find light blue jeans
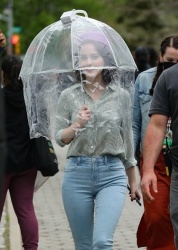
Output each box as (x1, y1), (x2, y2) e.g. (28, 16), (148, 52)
(62, 156), (127, 250)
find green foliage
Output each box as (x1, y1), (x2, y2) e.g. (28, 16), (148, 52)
(1, 0), (178, 55)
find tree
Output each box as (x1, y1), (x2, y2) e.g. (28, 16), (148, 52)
(1, 0), (178, 55)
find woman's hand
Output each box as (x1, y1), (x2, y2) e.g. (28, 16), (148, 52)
(128, 182), (141, 203)
(126, 166), (141, 202)
(76, 105), (91, 128)
(61, 105), (91, 144)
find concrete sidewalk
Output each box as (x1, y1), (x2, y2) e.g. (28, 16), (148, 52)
(0, 209), (6, 249)
(6, 144), (146, 250)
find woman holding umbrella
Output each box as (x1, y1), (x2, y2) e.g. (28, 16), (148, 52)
(19, 10), (140, 249)
(55, 31), (140, 249)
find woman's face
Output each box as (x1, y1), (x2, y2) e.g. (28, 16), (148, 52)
(161, 47), (178, 63)
(79, 43), (105, 80)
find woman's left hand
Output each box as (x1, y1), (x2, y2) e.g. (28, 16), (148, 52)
(126, 166), (141, 202)
(128, 182), (141, 202)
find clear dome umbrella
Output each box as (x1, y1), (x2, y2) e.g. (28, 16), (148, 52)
(20, 9), (137, 140)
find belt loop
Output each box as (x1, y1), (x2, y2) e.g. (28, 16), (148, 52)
(77, 156), (80, 165)
(105, 156), (107, 165)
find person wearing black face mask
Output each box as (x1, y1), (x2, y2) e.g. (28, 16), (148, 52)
(133, 35), (178, 249)
(162, 61), (177, 70)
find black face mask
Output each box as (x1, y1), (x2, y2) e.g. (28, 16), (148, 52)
(162, 62), (177, 70)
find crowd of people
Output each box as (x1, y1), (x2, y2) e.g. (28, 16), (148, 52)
(1, 19), (178, 250)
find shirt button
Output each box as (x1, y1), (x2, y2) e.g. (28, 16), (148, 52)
(91, 146), (94, 149)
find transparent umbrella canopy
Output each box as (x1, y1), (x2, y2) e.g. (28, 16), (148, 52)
(20, 9), (137, 140)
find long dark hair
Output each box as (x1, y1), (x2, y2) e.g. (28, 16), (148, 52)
(150, 36), (178, 95)
(1, 55), (23, 90)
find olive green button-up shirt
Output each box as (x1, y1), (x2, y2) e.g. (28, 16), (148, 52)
(55, 83), (136, 169)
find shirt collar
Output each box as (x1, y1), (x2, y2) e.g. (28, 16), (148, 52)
(73, 82), (116, 92)
(107, 82), (117, 91)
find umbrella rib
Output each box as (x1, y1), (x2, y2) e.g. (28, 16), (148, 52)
(91, 19), (119, 68)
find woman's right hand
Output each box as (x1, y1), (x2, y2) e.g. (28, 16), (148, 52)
(61, 105), (91, 144)
(76, 105), (91, 128)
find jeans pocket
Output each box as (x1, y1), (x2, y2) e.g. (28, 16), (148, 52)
(64, 158), (77, 172)
(107, 158), (124, 171)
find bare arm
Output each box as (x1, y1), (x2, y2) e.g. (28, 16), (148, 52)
(126, 166), (141, 201)
(61, 122), (81, 144)
(141, 114), (168, 201)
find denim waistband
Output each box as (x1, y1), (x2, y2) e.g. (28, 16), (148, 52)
(69, 155), (120, 165)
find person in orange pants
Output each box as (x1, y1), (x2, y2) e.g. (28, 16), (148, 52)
(137, 154), (175, 250)
(133, 35), (178, 249)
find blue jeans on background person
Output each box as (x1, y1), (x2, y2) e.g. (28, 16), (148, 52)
(62, 155), (127, 250)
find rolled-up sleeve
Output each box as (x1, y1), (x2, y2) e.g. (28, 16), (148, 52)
(149, 73), (170, 117)
(121, 91), (137, 169)
(132, 76), (142, 152)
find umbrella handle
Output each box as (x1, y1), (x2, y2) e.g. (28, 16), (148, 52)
(74, 10), (88, 18)
(60, 9), (88, 25)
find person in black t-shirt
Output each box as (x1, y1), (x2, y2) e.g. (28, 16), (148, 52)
(141, 63), (178, 249)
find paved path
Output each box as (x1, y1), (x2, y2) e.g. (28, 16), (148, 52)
(5, 143), (146, 250)
(0, 210), (6, 249)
